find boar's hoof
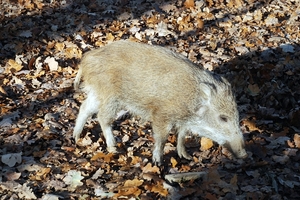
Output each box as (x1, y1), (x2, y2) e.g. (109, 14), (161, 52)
(237, 151), (248, 159)
(178, 150), (192, 160)
(107, 146), (118, 154)
(73, 133), (80, 144)
(152, 155), (162, 166)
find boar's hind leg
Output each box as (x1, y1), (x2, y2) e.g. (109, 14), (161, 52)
(152, 122), (172, 165)
(73, 94), (100, 143)
(97, 108), (117, 153)
(177, 129), (192, 160)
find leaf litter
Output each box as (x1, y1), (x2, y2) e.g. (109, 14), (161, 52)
(0, 0), (300, 199)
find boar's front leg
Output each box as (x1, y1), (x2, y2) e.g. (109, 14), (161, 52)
(151, 121), (172, 165)
(97, 106), (117, 153)
(177, 129), (192, 160)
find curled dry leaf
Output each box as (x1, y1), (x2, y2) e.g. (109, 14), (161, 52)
(170, 157), (178, 168)
(0, 85), (7, 95)
(200, 137), (214, 151)
(294, 134), (300, 148)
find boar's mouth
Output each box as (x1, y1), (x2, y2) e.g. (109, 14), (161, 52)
(223, 143), (248, 159)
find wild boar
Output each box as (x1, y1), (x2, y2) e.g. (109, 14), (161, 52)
(73, 40), (247, 165)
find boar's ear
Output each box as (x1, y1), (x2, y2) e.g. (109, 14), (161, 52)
(199, 83), (212, 104)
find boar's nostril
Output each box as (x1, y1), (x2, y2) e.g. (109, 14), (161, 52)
(238, 151), (248, 159)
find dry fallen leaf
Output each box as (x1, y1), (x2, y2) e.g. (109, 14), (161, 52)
(124, 179), (144, 187)
(150, 181), (169, 197)
(106, 32), (115, 42)
(142, 163), (160, 174)
(248, 84), (260, 96)
(5, 59), (23, 73)
(1, 152), (22, 167)
(294, 134), (300, 148)
(63, 170), (84, 190)
(115, 187), (142, 197)
(272, 155), (289, 164)
(0, 85), (7, 95)
(200, 137), (214, 151)
(184, 0), (194, 9)
(91, 152), (114, 162)
(265, 14), (279, 26)
(170, 157), (178, 168)
(44, 57), (58, 71)
(5, 172), (21, 181)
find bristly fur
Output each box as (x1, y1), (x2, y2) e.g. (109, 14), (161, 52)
(72, 40), (247, 165)
(74, 65), (82, 91)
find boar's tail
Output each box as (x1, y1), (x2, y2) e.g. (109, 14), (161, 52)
(74, 66), (82, 91)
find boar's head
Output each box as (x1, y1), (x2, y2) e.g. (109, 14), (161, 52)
(193, 74), (247, 159)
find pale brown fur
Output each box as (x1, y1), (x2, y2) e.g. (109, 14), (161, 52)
(73, 40), (247, 164)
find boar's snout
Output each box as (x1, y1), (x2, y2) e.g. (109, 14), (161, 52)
(224, 137), (248, 159)
(234, 149), (248, 159)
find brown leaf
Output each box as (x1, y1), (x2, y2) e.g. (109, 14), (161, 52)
(184, 0), (194, 9)
(227, 0), (243, 8)
(294, 134), (300, 148)
(180, 165), (191, 172)
(65, 47), (82, 59)
(151, 181), (168, 197)
(115, 188), (141, 197)
(35, 1), (44, 9)
(168, 134), (176, 143)
(5, 59), (23, 73)
(170, 157), (177, 168)
(142, 163), (160, 174)
(200, 137), (213, 151)
(106, 32), (115, 42)
(91, 152), (114, 162)
(204, 193), (218, 200)
(0, 86), (7, 95)
(55, 42), (65, 52)
(130, 156), (142, 165)
(245, 41), (255, 48)
(33, 150), (47, 158)
(29, 167), (51, 181)
(124, 179), (144, 187)
(241, 118), (262, 132)
(142, 173), (161, 182)
(5, 172), (21, 181)
(27, 56), (36, 70)
(24, 0), (35, 10)
(196, 19), (204, 29)
(206, 0), (214, 7)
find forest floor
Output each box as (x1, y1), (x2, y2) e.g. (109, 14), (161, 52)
(0, 0), (300, 199)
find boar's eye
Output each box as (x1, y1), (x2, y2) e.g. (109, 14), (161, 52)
(220, 115), (228, 122)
